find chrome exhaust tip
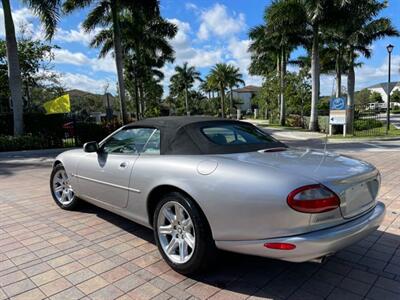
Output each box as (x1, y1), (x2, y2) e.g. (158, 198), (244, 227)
(309, 256), (327, 264)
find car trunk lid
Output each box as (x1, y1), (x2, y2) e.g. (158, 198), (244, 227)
(222, 148), (379, 219)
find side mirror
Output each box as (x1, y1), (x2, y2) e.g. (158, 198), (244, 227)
(83, 141), (99, 153)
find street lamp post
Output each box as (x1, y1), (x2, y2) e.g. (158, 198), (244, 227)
(386, 44), (394, 134)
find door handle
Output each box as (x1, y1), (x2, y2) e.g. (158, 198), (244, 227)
(119, 162), (128, 168)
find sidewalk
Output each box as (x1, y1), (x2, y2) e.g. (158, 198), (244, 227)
(0, 148), (72, 160)
(245, 119), (400, 142)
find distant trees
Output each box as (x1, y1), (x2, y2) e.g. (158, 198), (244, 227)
(248, 0), (398, 131)
(1, 0), (63, 135)
(63, 0), (160, 124)
(88, 7), (177, 119)
(169, 62), (201, 116)
(249, 0), (306, 126)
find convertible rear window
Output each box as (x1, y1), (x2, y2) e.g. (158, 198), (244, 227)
(201, 124), (277, 145)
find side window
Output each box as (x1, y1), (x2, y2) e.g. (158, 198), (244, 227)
(142, 130), (160, 155)
(102, 128), (156, 154)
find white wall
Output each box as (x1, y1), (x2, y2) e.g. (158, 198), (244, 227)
(232, 92), (252, 111)
(368, 86), (400, 103)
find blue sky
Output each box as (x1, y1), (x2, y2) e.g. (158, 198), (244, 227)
(1, 0), (400, 96)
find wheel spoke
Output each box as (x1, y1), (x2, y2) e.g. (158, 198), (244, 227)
(54, 185), (63, 193)
(184, 233), (195, 250)
(163, 207), (175, 223)
(179, 239), (188, 261)
(166, 237), (178, 255)
(60, 192), (66, 203)
(159, 225), (173, 235)
(175, 204), (185, 221)
(67, 190), (73, 202)
(181, 218), (192, 228)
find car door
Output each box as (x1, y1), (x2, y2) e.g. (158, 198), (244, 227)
(76, 127), (156, 208)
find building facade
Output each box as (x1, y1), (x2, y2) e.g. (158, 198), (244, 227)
(230, 85), (261, 112)
(367, 81), (400, 104)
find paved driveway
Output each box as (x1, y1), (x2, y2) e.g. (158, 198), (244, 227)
(0, 150), (399, 300)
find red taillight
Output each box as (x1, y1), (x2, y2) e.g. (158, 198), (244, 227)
(264, 242), (296, 250)
(287, 184), (340, 213)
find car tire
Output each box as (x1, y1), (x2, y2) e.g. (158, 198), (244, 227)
(153, 192), (217, 274)
(50, 164), (79, 210)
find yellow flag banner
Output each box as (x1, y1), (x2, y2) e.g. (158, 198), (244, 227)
(43, 94), (71, 114)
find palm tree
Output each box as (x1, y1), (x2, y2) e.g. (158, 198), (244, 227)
(304, 0), (351, 131)
(342, 0), (398, 132)
(90, 9), (176, 119)
(169, 62), (201, 116)
(199, 80), (212, 99)
(227, 65), (245, 117)
(63, 0), (158, 124)
(2, 0), (62, 135)
(208, 63), (233, 118)
(249, 0), (307, 125)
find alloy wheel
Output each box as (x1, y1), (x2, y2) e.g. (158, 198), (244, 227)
(157, 201), (196, 264)
(52, 169), (75, 205)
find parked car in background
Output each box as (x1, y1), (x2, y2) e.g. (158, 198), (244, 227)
(50, 117), (385, 274)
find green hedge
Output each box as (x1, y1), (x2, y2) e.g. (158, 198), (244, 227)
(303, 116), (329, 132)
(354, 119), (383, 131)
(0, 135), (63, 152)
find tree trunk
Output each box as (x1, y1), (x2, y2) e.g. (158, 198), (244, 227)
(335, 50), (341, 98)
(347, 52), (355, 134)
(2, 0), (24, 135)
(309, 25), (320, 131)
(184, 85), (189, 116)
(279, 48), (286, 126)
(134, 75), (140, 120)
(141, 81), (146, 114)
(111, 0), (128, 124)
(139, 81), (145, 117)
(277, 54), (281, 122)
(229, 86), (233, 118)
(220, 84), (225, 118)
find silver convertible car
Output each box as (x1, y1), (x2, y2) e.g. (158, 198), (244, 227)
(50, 117), (385, 274)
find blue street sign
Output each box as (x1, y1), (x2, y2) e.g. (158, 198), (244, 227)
(330, 97), (346, 110)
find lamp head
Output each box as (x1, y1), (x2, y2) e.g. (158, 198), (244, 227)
(387, 44), (394, 53)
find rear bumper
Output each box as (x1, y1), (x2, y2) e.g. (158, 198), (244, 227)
(215, 201), (385, 262)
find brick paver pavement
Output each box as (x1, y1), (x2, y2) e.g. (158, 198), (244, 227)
(0, 151), (399, 299)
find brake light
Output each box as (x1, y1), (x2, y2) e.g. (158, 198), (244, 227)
(287, 184), (340, 213)
(264, 243), (296, 250)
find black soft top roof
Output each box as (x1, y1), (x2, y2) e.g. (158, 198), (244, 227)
(124, 116), (285, 155)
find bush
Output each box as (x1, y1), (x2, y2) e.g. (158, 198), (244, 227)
(286, 114), (304, 127)
(0, 135), (63, 152)
(354, 119), (383, 131)
(303, 116), (329, 132)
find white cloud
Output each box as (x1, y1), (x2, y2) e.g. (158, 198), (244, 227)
(318, 55), (400, 96)
(53, 48), (91, 65)
(54, 23), (101, 46)
(0, 8), (36, 37)
(167, 18), (223, 68)
(196, 4), (245, 40)
(58, 72), (116, 94)
(53, 48), (116, 74)
(227, 38), (262, 87)
(355, 55), (400, 89)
